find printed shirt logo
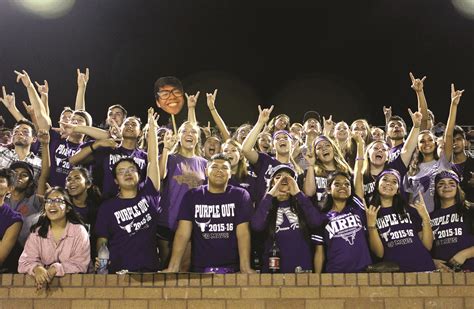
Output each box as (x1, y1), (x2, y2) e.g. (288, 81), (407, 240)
(114, 198), (152, 236)
(194, 203), (236, 239)
(174, 162), (205, 188)
(54, 144), (80, 174)
(275, 207), (299, 233)
(325, 213), (363, 245)
(108, 153), (146, 170)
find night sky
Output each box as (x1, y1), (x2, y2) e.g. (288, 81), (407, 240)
(1, 0), (473, 129)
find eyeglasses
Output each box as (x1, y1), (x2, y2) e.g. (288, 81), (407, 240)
(116, 166), (138, 175)
(157, 89), (183, 100)
(45, 198), (66, 205)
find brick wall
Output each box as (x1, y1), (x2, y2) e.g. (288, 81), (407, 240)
(1, 272), (473, 308)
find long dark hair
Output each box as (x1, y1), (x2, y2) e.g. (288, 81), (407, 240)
(30, 187), (85, 238)
(67, 167), (102, 225)
(265, 195), (311, 242)
(369, 171), (408, 220)
(434, 178), (474, 234)
(320, 171), (355, 213)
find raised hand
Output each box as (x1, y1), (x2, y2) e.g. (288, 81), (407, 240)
(14, 70), (33, 88)
(303, 148), (316, 166)
(257, 105), (274, 124)
(206, 89), (218, 110)
(0, 86), (16, 110)
(410, 191), (430, 220)
(383, 106), (392, 118)
(22, 101), (34, 117)
(56, 122), (76, 139)
(77, 68), (90, 88)
(451, 83), (464, 106)
(408, 108), (422, 128)
(35, 80), (49, 95)
(95, 138), (120, 149)
(107, 118), (122, 140)
(37, 129), (50, 144)
(323, 115), (335, 133)
(201, 121), (212, 139)
(147, 107), (159, 128)
(185, 91), (200, 108)
(366, 205), (381, 227)
(351, 131), (365, 145)
(163, 131), (178, 150)
(409, 72), (426, 93)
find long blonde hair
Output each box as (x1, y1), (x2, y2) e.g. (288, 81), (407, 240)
(313, 136), (352, 176)
(172, 121), (202, 157)
(223, 139), (248, 181)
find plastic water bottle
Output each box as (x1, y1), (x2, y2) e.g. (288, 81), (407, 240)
(268, 240), (280, 273)
(97, 243), (109, 274)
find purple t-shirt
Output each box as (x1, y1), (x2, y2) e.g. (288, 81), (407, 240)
(297, 171), (328, 204)
(0, 204), (23, 239)
(405, 153), (453, 213)
(48, 129), (84, 187)
(388, 142), (404, 164)
(430, 205), (474, 271)
(364, 155), (408, 203)
(158, 154), (207, 230)
(93, 146), (148, 198)
(95, 179), (161, 273)
(177, 185), (253, 272)
(312, 196), (372, 273)
(251, 152), (293, 205)
(251, 193), (324, 273)
(376, 206), (435, 272)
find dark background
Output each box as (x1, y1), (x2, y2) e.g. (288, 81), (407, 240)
(0, 0), (473, 129)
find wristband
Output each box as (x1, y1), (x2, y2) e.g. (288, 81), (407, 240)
(367, 226), (377, 230)
(355, 157), (365, 161)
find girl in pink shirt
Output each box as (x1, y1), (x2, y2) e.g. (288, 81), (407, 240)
(18, 187), (90, 289)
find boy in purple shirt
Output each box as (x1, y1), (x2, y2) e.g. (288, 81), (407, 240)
(95, 108), (161, 273)
(165, 154), (255, 273)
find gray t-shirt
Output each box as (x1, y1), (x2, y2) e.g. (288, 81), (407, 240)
(5, 194), (42, 246)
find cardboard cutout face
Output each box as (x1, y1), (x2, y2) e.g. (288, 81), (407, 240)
(155, 85), (185, 115)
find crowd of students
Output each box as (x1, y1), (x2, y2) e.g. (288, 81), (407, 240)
(0, 69), (473, 289)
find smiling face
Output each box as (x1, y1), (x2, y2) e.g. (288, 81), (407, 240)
(44, 190), (68, 222)
(418, 132), (436, 155)
(377, 173), (399, 198)
(368, 141), (389, 167)
(114, 160), (140, 190)
(273, 132), (291, 155)
(66, 170), (90, 197)
(236, 126), (251, 144)
(335, 122), (349, 141)
(257, 133), (272, 153)
(329, 175), (351, 200)
(207, 159), (231, 187)
(275, 116), (289, 130)
(289, 123), (303, 140)
(315, 140), (334, 163)
(436, 178), (458, 200)
(371, 127), (385, 141)
(156, 85), (185, 115)
(222, 143), (241, 167)
(179, 123), (199, 151)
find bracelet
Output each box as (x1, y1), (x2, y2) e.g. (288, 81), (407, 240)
(413, 126), (420, 129)
(89, 144), (95, 152)
(164, 147), (171, 151)
(367, 226), (377, 230)
(355, 157), (365, 161)
(209, 108), (216, 112)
